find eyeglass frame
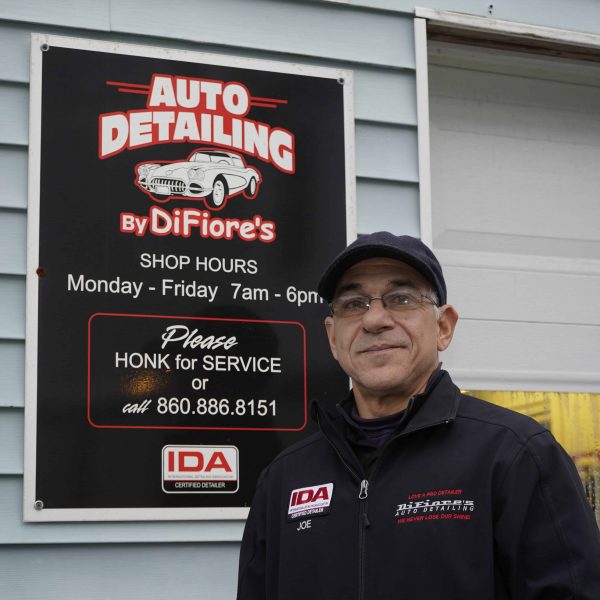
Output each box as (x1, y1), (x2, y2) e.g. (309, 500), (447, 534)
(328, 287), (439, 318)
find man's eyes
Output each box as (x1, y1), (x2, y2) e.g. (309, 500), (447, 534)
(339, 291), (419, 309)
(386, 292), (416, 305)
(342, 297), (368, 309)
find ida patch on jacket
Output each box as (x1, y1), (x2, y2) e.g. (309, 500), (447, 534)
(287, 483), (334, 521)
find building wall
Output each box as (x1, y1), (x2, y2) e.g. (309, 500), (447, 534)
(1, 1), (600, 598)
(1, 1), (417, 597)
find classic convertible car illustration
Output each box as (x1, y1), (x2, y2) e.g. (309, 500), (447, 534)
(135, 149), (262, 210)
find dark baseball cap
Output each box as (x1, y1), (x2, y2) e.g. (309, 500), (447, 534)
(317, 231), (447, 305)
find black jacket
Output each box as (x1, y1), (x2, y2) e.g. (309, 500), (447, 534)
(237, 371), (600, 599)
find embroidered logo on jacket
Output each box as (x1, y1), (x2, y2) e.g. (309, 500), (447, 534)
(287, 483), (334, 521)
(395, 488), (475, 525)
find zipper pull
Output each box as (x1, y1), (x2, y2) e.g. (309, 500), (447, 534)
(358, 479), (369, 500)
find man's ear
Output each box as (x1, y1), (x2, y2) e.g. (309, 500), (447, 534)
(324, 316), (339, 361)
(437, 305), (459, 352)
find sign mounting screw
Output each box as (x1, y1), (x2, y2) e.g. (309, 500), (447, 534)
(34, 500), (44, 511)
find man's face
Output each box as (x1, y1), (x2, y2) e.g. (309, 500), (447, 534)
(324, 257), (457, 404)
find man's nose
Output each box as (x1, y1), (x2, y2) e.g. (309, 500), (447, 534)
(361, 298), (394, 331)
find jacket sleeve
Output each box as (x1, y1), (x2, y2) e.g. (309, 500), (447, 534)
(237, 469), (268, 600)
(493, 430), (600, 598)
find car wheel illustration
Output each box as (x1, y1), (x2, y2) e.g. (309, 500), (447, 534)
(206, 176), (228, 209)
(243, 177), (258, 199)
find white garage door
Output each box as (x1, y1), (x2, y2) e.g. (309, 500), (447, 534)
(428, 41), (600, 392)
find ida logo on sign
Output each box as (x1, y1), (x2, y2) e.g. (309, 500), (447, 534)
(287, 483), (334, 521)
(162, 445), (239, 493)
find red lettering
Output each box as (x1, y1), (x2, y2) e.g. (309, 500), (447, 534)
(178, 451), (204, 472)
(204, 451), (232, 472)
(291, 485), (331, 507)
(297, 490), (314, 505)
(313, 487), (329, 502)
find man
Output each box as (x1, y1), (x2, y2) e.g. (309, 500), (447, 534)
(237, 231), (600, 599)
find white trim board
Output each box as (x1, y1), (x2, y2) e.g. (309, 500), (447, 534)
(414, 18), (432, 247)
(415, 7), (600, 50)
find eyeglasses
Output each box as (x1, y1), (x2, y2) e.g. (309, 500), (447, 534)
(329, 288), (438, 318)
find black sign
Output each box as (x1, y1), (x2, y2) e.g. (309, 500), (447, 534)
(26, 37), (352, 519)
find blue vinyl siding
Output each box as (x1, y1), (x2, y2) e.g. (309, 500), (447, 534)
(0, 3), (420, 596)
(3, 0), (598, 598)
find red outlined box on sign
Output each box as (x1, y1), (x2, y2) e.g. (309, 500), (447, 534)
(87, 312), (307, 431)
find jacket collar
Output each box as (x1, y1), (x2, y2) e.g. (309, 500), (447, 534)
(398, 370), (461, 435)
(311, 370), (461, 442)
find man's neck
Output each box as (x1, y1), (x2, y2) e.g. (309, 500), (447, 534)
(353, 390), (416, 419)
(352, 365), (442, 419)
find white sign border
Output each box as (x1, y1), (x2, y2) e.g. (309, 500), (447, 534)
(24, 33), (356, 522)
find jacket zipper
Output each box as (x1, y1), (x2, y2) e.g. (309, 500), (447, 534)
(318, 418), (371, 600)
(317, 409), (452, 600)
(358, 479), (369, 600)
(359, 421), (453, 600)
